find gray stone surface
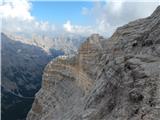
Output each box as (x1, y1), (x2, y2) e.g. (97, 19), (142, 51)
(27, 6), (160, 120)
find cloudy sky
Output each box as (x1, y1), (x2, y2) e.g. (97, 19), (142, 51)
(0, 0), (160, 37)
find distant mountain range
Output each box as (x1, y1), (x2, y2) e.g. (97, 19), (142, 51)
(5, 32), (86, 55)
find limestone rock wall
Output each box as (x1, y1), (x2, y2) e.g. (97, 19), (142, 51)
(27, 6), (160, 120)
(27, 34), (103, 120)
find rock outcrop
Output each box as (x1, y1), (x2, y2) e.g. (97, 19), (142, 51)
(27, 34), (104, 120)
(27, 6), (160, 120)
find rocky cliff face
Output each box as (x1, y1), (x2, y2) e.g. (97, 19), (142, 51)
(27, 6), (160, 120)
(27, 33), (105, 120)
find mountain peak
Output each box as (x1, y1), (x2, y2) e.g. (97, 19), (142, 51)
(150, 5), (160, 18)
(87, 33), (104, 43)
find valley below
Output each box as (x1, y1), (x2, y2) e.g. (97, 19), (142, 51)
(1, 33), (64, 120)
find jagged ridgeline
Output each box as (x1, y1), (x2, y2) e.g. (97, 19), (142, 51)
(27, 6), (160, 120)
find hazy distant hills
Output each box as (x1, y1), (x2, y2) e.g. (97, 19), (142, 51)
(6, 32), (86, 55)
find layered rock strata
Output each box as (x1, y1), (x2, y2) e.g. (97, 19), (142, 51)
(27, 6), (160, 120)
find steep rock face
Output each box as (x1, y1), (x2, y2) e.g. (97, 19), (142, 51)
(27, 6), (160, 120)
(27, 34), (104, 120)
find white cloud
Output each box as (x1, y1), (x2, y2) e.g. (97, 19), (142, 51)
(80, 0), (160, 37)
(1, 0), (55, 35)
(63, 20), (73, 32)
(107, 0), (124, 13)
(63, 20), (94, 35)
(1, 0), (159, 37)
(0, 0), (33, 21)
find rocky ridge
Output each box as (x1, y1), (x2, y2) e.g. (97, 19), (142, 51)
(27, 6), (160, 120)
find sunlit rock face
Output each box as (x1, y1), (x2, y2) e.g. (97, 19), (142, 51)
(27, 6), (160, 120)
(27, 33), (104, 120)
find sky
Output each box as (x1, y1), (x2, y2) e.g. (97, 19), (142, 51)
(0, 0), (160, 37)
(31, 1), (94, 25)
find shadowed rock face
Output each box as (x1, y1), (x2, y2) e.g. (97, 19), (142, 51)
(27, 6), (160, 120)
(1, 33), (64, 120)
